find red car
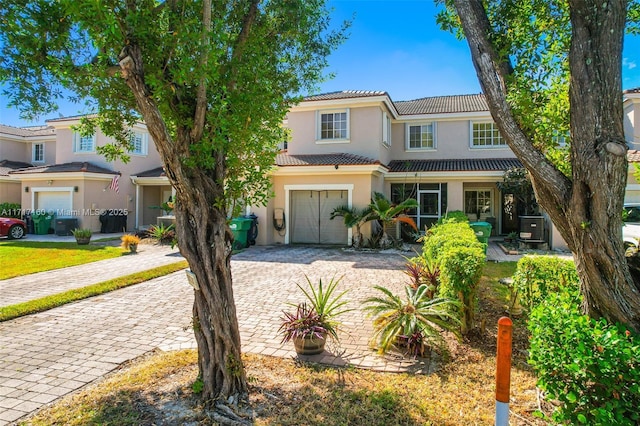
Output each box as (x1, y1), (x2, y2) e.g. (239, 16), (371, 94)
(0, 217), (27, 239)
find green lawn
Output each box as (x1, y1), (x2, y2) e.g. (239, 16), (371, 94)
(0, 241), (123, 280)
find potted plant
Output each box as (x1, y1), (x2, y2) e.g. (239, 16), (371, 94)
(504, 231), (518, 243)
(71, 228), (92, 245)
(121, 233), (141, 253)
(279, 275), (351, 355)
(363, 284), (460, 357)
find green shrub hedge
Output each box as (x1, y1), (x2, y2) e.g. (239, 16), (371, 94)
(421, 221), (485, 333)
(529, 291), (640, 425)
(0, 203), (21, 218)
(436, 210), (469, 225)
(511, 255), (580, 311)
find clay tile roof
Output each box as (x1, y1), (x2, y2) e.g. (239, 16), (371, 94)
(303, 90), (388, 102)
(0, 160), (33, 176)
(387, 158), (522, 173)
(9, 162), (117, 175)
(134, 166), (167, 178)
(0, 124), (55, 137)
(394, 94), (488, 115)
(276, 152), (381, 167)
(628, 150), (640, 162)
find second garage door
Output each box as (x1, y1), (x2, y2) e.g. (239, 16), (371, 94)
(36, 191), (72, 214)
(290, 190), (348, 244)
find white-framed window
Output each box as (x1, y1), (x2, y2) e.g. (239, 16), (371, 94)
(32, 143), (44, 162)
(471, 122), (505, 147)
(316, 109), (349, 142)
(406, 122), (435, 150)
(464, 189), (493, 218)
(73, 132), (95, 153)
(382, 112), (391, 147)
(129, 131), (148, 155)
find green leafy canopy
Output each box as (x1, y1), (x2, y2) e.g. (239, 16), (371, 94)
(0, 0), (348, 213)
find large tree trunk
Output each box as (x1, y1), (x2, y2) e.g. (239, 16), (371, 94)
(454, 0), (640, 332)
(118, 44), (248, 402)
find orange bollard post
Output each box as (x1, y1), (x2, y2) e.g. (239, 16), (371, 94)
(495, 316), (512, 426)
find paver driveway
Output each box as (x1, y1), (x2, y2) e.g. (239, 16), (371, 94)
(0, 245), (418, 425)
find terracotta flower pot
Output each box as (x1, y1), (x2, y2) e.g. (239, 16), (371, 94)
(129, 243), (138, 253)
(75, 237), (91, 245)
(293, 332), (327, 355)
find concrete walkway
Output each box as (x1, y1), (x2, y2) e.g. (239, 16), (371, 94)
(0, 240), (526, 425)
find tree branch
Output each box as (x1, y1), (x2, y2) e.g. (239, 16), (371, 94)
(226, 0), (260, 92)
(453, 0), (572, 210)
(191, 0), (212, 142)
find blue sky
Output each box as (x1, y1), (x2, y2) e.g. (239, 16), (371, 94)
(2, 0), (640, 127)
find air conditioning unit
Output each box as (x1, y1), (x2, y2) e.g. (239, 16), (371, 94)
(519, 216), (545, 241)
(55, 217), (79, 236)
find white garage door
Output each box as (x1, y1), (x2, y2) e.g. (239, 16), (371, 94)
(290, 190), (348, 244)
(36, 191), (72, 214)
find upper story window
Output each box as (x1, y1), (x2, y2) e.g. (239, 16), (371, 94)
(406, 123), (435, 150)
(129, 131), (148, 155)
(316, 109), (349, 142)
(471, 122), (505, 147)
(73, 132), (95, 153)
(32, 143), (44, 162)
(382, 112), (391, 147)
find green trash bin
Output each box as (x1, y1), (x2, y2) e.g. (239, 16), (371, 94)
(470, 221), (492, 252)
(33, 213), (54, 235)
(230, 217), (253, 250)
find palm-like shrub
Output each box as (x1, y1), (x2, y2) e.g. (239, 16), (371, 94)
(330, 205), (372, 248)
(365, 192), (418, 248)
(363, 284), (460, 356)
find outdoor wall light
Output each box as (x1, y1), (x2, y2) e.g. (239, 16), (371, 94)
(74, 186), (79, 192)
(24, 186), (29, 192)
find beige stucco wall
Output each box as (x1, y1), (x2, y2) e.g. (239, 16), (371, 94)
(0, 139), (27, 162)
(53, 126), (163, 176)
(0, 180), (21, 204)
(390, 119), (516, 161)
(265, 172), (378, 245)
(287, 106), (386, 161)
(624, 101), (640, 150)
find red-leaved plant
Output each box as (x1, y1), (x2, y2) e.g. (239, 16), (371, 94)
(278, 303), (328, 343)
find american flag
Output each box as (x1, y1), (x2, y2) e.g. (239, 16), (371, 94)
(109, 175), (120, 193)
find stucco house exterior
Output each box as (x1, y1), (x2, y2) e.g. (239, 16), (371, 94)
(0, 117), (171, 232)
(2, 88), (640, 246)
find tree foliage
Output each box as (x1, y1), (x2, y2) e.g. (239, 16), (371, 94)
(0, 0), (347, 408)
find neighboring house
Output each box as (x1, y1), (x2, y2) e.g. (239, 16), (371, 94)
(0, 118), (169, 232)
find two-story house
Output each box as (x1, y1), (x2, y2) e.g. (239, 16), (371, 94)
(257, 91), (522, 246)
(0, 117), (171, 232)
(249, 89), (640, 250)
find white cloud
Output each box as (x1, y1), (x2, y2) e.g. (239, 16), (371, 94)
(623, 57), (637, 70)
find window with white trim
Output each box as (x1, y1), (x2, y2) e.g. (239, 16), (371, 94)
(464, 189), (493, 218)
(317, 109), (349, 141)
(406, 123), (435, 150)
(382, 112), (391, 147)
(471, 122), (505, 147)
(129, 131), (148, 155)
(32, 143), (44, 162)
(73, 132), (95, 153)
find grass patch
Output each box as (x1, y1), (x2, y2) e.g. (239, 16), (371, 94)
(0, 241), (123, 280)
(0, 261), (188, 322)
(24, 350), (541, 426)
